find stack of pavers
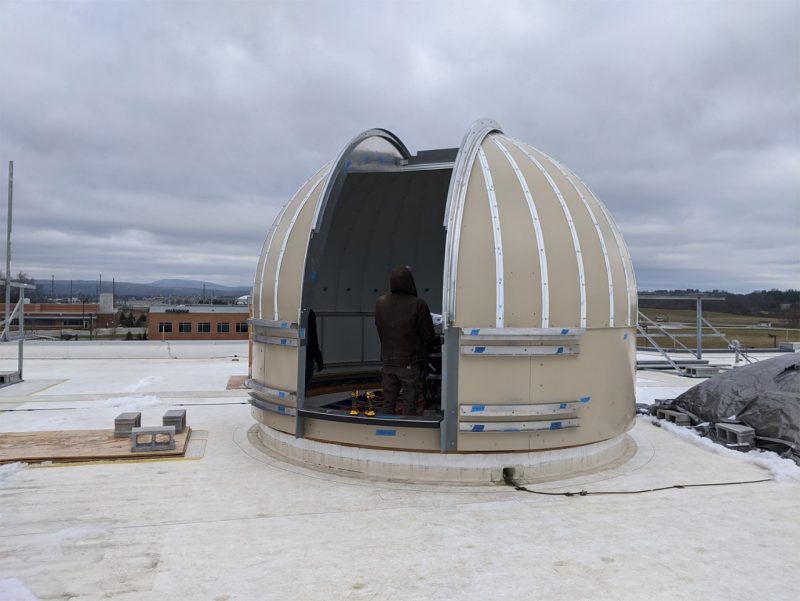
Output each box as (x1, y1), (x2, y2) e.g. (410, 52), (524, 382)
(114, 412), (142, 437)
(114, 409), (188, 452)
(162, 409), (187, 434)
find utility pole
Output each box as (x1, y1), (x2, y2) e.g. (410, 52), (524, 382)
(5, 161), (13, 337)
(696, 297), (703, 360)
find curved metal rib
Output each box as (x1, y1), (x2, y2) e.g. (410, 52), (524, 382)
(442, 118), (504, 324)
(477, 147), (505, 328)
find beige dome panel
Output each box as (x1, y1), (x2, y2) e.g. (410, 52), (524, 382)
(524, 146), (611, 328)
(453, 155), (496, 328)
(274, 179), (327, 322)
(252, 166), (330, 322)
(499, 137), (583, 328)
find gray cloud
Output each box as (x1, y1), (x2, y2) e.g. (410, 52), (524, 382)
(0, 0), (797, 291)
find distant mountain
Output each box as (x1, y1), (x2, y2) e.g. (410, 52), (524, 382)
(149, 279), (248, 292)
(32, 278), (251, 300)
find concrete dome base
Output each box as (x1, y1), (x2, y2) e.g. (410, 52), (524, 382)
(253, 424), (637, 484)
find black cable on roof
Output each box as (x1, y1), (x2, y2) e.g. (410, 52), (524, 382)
(502, 470), (772, 497)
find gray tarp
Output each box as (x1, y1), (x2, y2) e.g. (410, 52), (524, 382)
(674, 353), (800, 446)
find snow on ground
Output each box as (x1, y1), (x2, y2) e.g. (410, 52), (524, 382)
(122, 376), (161, 392)
(655, 419), (800, 481)
(0, 578), (40, 601)
(0, 461), (26, 484)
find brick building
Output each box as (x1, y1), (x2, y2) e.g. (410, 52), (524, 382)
(148, 305), (250, 340)
(0, 302), (105, 329)
(0, 293), (119, 330)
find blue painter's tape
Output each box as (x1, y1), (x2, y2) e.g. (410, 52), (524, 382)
(559, 403), (567, 409)
(278, 391), (286, 399)
(471, 404), (486, 412)
(580, 396), (591, 404)
(375, 429), (396, 437)
(474, 346), (486, 354)
(311, 270), (318, 282)
(623, 333), (629, 340)
(561, 328), (569, 335)
(280, 322), (289, 329)
(277, 406), (286, 414)
(550, 421), (563, 430)
(299, 327), (306, 338)
(556, 347), (564, 354)
(280, 339), (288, 345)
(470, 328), (480, 335)
(471, 424), (485, 432)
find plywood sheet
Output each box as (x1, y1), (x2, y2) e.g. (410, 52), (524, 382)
(227, 375), (248, 389)
(0, 428), (191, 464)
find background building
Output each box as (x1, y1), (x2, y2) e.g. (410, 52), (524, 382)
(148, 305), (250, 340)
(1, 302), (103, 330)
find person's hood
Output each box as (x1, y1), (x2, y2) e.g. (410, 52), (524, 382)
(389, 266), (418, 296)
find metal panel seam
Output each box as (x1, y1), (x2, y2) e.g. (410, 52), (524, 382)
(477, 147), (505, 328)
(491, 138), (550, 328)
(507, 137), (587, 328)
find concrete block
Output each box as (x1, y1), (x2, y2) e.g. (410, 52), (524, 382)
(0, 371), (22, 388)
(655, 409), (691, 426)
(163, 409), (187, 433)
(114, 412), (142, 437)
(131, 426), (175, 452)
(715, 423), (755, 448)
(683, 365), (727, 378)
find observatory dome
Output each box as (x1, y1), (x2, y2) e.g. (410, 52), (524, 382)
(248, 119), (637, 471)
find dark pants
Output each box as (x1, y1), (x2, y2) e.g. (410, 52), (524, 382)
(382, 363), (421, 415)
(305, 359), (315, 394)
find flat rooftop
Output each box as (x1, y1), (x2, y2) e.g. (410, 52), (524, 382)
(149, 305), (250, 314)
(0, 342), (798, 600)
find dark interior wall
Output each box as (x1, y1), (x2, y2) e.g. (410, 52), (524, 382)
(308, 169), (450, 364)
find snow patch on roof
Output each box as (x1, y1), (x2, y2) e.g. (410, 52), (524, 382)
(0, 578), (39, 601)
(91, 395), (164, 410)
(0, 462), (26, 484)
(655, 418), (800, 481)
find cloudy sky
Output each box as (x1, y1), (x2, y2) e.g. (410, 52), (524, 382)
(0, 0), (797, 292)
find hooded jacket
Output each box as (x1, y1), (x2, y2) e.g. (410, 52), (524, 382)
(375, 266), (436, 366)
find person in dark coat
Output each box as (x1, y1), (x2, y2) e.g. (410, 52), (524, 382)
(305, 309), (323, 393)
(375, 266), (435, 415)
